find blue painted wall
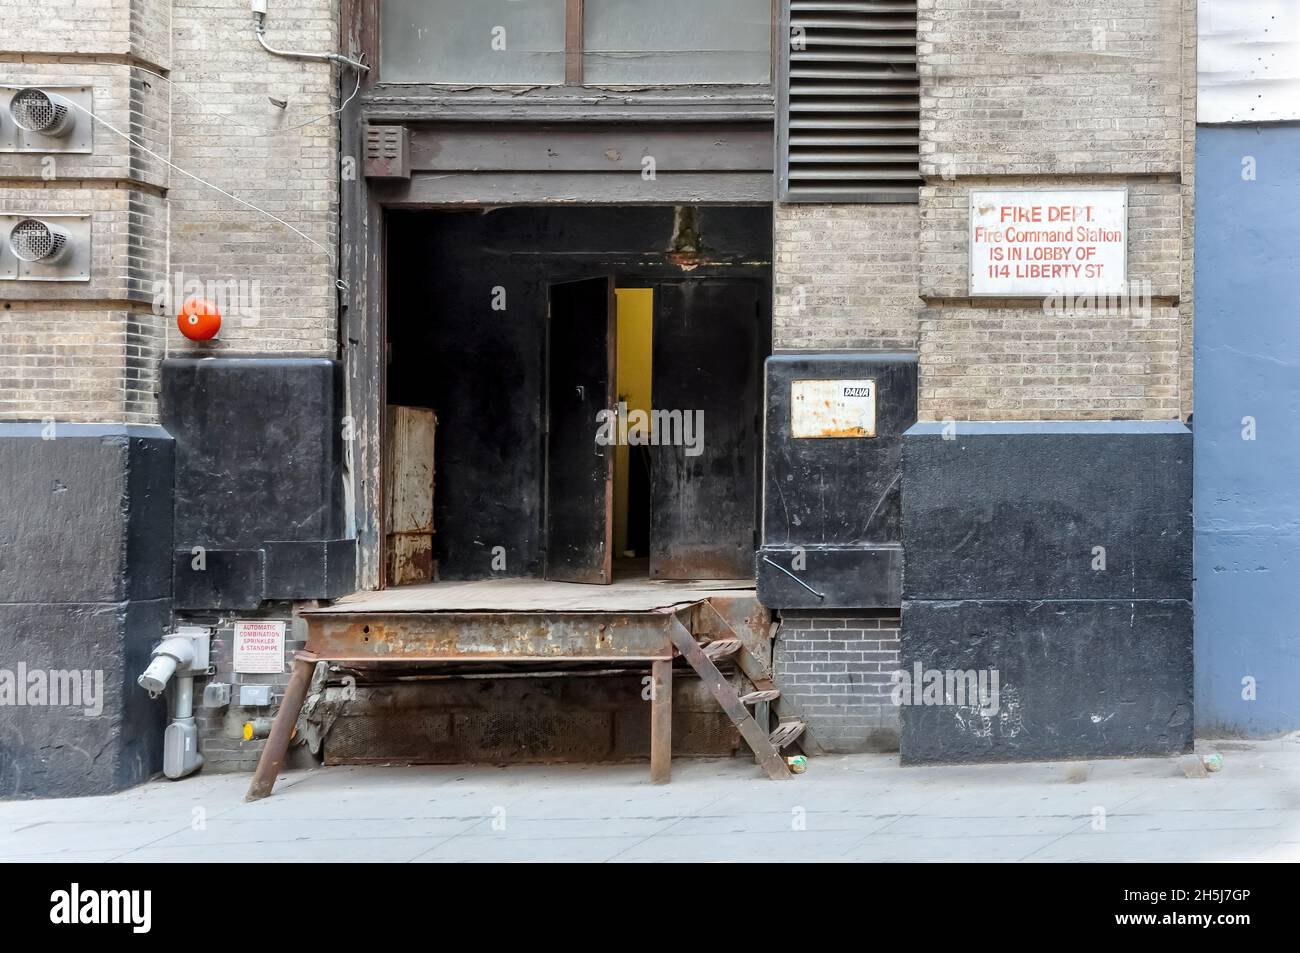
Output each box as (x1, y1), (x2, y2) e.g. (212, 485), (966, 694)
(1194, 124), (1300, 734)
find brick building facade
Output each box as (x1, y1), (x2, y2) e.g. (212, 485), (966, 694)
(774, 0), (1196, 756)
(0, 0), (339, 794)
(1, 0), (1201, 794)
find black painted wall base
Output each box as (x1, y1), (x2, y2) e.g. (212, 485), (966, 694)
(0, 425), (173, 797)
(163, 358), (355, 609)
(899, 421), (1193, 764)
(758, 352), (917, 609)
(900, 599), (1193, 762)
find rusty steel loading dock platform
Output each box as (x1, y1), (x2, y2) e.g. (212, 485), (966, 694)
(245, 577), (806, 799)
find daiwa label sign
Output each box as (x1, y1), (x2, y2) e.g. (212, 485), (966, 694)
(969, 189), (1128, 296)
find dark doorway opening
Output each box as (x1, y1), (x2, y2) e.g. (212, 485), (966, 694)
(384, 206), (772, 586)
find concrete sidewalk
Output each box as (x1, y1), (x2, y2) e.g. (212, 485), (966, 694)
(2, 739), (1298, 862)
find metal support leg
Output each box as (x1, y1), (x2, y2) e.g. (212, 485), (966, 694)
(650, 658), (672, 784)
(245, 650), (318, 801)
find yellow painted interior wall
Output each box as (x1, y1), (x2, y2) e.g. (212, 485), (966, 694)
(614, 288), (653, 555)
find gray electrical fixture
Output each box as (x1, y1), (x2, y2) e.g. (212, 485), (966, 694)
(202, 682), (232, 708)
(0, 85), (93, 152)
(0, 213), (91, 281)
(239, 684), (274, 707)
(138, 627), (212, 780)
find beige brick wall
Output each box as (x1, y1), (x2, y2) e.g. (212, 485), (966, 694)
(0, 184), (167, 423)
(772, 2), (1194, 424)
(911, 0), (1195, 422)
(0, 64), (171, 188)
(0, 306), (155, 422)
(918, 305), (1181, 421)
(773, 204), (921, 350)
(166, 0), (338, 357)
(1179, 0), (1195, 421)
(0, 0), (339, 423)
(0, 186), (167, 304)
(0, 0), (170, 67)
(917, 0), (1184, 178)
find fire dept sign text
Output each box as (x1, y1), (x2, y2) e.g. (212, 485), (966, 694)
(969, 189), (1128, 296)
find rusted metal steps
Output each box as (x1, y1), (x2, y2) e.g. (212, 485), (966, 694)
(685, 603), (806, 771)
(245, 591), (805, 800)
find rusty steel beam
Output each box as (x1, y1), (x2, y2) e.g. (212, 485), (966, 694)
(303, 611), (678, 662)
(245, 650), (318, 801)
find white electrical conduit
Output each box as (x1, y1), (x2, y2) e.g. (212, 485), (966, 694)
(253, 4), (369, 72)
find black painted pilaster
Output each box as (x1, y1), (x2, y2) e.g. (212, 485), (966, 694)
(899, 421), (1194, 763)
(0, 424), (173, 797)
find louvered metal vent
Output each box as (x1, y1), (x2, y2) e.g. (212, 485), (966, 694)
(780, 0), (920, 202)
(9, 218), (69, 263)
(363, 124), (410, 179)
(9, 88), (75, 137)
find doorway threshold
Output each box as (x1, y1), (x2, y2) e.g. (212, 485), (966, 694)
(309, 575), (756, 615)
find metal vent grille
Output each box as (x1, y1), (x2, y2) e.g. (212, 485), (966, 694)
(364, 126), (401, 160)
(363, 124), (410, 179)
(780, 0), (920, 202)
(9, 89), (72, 137)
(9, 219), (68, 262)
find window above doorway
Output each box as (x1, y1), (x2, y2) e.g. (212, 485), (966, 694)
(378, 0), (774, 87)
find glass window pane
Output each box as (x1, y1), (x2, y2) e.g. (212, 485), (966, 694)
(583, 0), (772, 86)
(381, 0), (566, 85)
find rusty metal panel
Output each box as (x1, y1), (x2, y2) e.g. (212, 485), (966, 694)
(790, 379), (877, 439)
(386, 533), (433, 585)
(696, 594), (772, 669)
(306, 611), (677, 661)
(385, 406), (435, 532)
(364, 124), (410, 179)
(385, 405), (435, 585)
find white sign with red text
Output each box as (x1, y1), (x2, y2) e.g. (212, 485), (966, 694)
(969, 189), (1128, 296)
(233, 621), (286, 674)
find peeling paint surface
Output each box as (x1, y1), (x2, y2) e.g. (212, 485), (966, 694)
(790, 379), (877, 439)
(1198, 0), (1300, 122)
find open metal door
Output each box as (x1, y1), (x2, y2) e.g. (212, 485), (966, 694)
(545, 276), (616, 584)
(650, 279), (762, 579)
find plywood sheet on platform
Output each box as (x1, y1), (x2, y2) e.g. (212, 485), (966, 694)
(306, 575), (756, 615)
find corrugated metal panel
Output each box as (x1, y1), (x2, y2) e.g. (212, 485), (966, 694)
(1198, 0), (1300, 124)
(779, 0), (920, 202)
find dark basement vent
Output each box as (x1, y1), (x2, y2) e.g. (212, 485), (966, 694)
(780, 0), (920, 202)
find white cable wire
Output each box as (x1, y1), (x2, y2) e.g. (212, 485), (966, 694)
(285, 68), (363, 131)
(128, 63), (365, 137)
(63, 99), (333, 261)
